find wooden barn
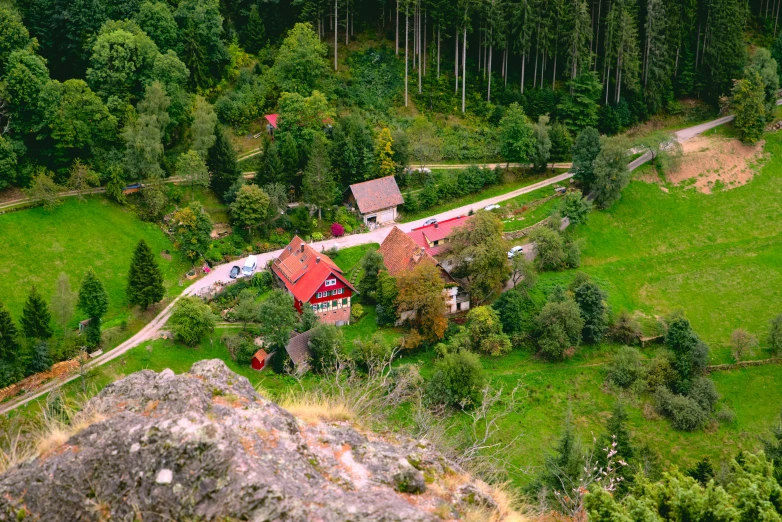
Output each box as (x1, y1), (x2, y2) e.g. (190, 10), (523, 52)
(251, 349), (269, 371)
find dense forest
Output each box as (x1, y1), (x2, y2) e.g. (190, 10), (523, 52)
(0, 0), (779, 197)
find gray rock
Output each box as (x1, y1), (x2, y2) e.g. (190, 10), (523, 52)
(0, 360), (499, 522)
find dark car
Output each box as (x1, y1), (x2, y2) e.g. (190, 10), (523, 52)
(229, 266), (241, 279)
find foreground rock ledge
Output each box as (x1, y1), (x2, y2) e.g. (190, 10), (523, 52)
(0, 360), (509, 521)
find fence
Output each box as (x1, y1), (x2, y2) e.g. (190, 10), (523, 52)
(705, 357), (782, 373)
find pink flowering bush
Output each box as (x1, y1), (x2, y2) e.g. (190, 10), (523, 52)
(331, 222), (345, 237)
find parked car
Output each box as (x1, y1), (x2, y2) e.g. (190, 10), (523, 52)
(242, 255), (258, 277)
(424, 218), (438, 226)
(484, 204), (501, 211)
(507, 245), (525, 259)
(229, 266), (241, 279)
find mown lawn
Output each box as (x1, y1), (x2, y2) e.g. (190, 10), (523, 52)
(0, 197), (191, 323)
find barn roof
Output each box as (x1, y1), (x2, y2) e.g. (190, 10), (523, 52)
(286, 330), (313, 366)
(271, 236), (357, 303)
(349, 176), (404, 214)
(377, 226), (438, 277)
(407, 215), (472, 256)
(252, 349), (268, 361)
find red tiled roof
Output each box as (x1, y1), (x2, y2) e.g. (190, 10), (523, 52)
(408, 215), (472, 256)
(349, 176), (404, 214)
(252, 349), (268, 361)
(378, 227), (438, 277)
(272, 236), (357, 303)
(264, 114), (278, 129)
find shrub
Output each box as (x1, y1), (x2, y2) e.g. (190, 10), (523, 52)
(308, 324), (345, 374)
(311, 232), (323, 241)
(330, 222), (345, 237)
(610, 310), (642, 345)
(479, 333), (513, 357)
(351, 303), (365, 322)
(645, 353), (679, 390)
(354, 334), (392, 371)
(606, 346), (646, 388)
(654, 387), (708, 431)
(560, 190), (592, 225)
(688, 377), (719, 413)
(425, 350), (485, 408)
(536, 296), (584, 359)
(169, 297), (217, 346)
(730, 328), (758, 362)
(573, 281), (609, 344)
(493, 289), (539, 336)
(716, 406), (736, 424)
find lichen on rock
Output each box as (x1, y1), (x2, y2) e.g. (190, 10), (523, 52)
(0, 360), (512, 521)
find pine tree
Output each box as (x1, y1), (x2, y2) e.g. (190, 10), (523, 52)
(20, 286), (53, 340)
(77, 268), (109, 347)
(278, 132), (300, 182)
(571, 127), (601, 190)
(255, 141), (285, 185)
(594, 402), (635, 493)
(244, 4), (266, 54)
(302, 135), (336, 220)
(27, 340), (52, 374)
(127, 240), (165, 310)
(0, 302), (20, 363)
(207, 125), (240, 202)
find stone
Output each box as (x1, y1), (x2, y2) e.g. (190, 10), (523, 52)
(0, 360), (506, 522)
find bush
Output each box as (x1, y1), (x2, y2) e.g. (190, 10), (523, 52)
(351, 303), (365, 322)
(688, 377), (719, 413)
(425, 350), (485, 408)
(311, 232), (323, 241)
(536, 296), (584, 359)
(730, 328), (758, 362)
(606, 346), (646, 388)
(716, 406), (736, 424)
(645, 353), (679, 390)
(493, 289), (539, 336)
(169, 297), (217, 346)
(610, 310), (642, 345)
(354, 334), (393, 371)
(330, 222), (345, 237)
(308, 324), (345, 374)
(654, 387), (709, 431)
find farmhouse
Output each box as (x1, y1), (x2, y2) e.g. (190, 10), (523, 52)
(348, 176), (404, 227)
(407, 215), (471, 271)
(271, 236), (357, 326)
(378, 227), (470, 314)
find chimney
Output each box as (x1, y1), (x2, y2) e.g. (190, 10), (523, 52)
(301, 243), (305, 253)
(434, 223), (439, 228)
(316, 257), (321, 263)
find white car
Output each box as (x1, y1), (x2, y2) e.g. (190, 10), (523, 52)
(484, 204), (501, 211)
(507, 245), (525, 259)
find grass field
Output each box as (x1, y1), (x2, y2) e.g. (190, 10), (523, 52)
(399, 170), (556, 222)
(0, 197), (191, 323)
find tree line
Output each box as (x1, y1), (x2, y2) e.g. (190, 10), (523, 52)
(0, 240), (166, 388)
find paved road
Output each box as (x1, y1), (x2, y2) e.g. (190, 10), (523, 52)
(0, 105), (754, 415)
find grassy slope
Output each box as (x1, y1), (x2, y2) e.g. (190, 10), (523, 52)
(0, 197), (190, 322)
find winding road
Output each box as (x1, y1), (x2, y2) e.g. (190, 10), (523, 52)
(0, 109), (750, 415)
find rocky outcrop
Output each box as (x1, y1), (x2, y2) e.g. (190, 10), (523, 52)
(0, 360), (512, 521)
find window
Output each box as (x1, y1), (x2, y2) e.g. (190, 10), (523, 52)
(342, 298), (348, 306)
(316, 292), (322, 298)
(332, 300), (338, 308)
(337, 288), (343, 295)
(312, 305), (318, 311)
(325, 278), (336, 287)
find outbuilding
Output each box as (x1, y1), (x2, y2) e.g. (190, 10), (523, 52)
(251, 349), (269, 371)
(348, 176), (404, 227)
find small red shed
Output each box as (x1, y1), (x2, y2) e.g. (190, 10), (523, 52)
(251, 349), (269, 371)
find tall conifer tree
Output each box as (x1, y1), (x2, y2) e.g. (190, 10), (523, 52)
(0, 302), (20, 363)
(127, 240), (166, 310)
(207, 125), (241, 201)
(78, 268), (109, 347)
(20, 286), (53, 341)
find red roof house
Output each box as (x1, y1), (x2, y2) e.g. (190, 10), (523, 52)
(271, 236), (357, 326)
(407, 215), (472, 257)
(378, 227), (470, 314)
(348, 176), (404, 227)
(264, 114), (279, 129)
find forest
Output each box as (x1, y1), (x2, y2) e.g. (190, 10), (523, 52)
(0, 0), (779, 199)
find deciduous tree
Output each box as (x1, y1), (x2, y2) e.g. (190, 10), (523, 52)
(230, 184), (270, 235)
(272, 22), (328, 96)
(176, 149), (209, 188)
(592, 137), (630, 208)
(498, 102), (535, 167)
(169, 296), (216, 346)
(571, 127), (601, 190)
(171, 202), (213, 261)
(396, 262), (447, 342)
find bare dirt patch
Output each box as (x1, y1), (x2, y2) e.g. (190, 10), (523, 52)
(667, 135), (765, 193)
